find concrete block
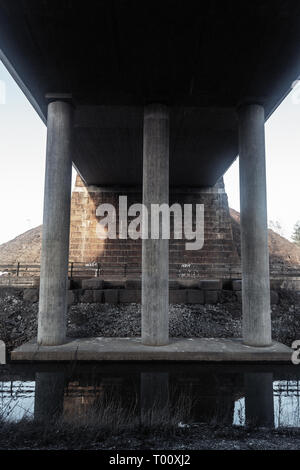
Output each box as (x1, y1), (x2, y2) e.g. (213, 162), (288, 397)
(222, 279), (233, 290)
(177, 279), (199, 289)
(33, 277), (40, 288)
(23, 288), (39, 303)
(104, 289), (119, 303)
(270, 280), (282, 290)
(67, 290), (75, 305)
(103, 280), (125, 289)
(93, 290), (104, 303)
(0, 340), (5, 364)
(0, 287), (23, 298)
(119, 290), (141, 303)
(169, 280), (180, 289)
(232, 280), (242, 291)
(187, 289), (204, 304)
(270, 290), (279, 305)
(125, 279), (141, 290)
(81, 278), (103, 290)
(71, 279), (83, 289)
(204, 290), (219, 304)
(169, 290), (187, 304)
(201, 280), (222, 290)
(79, 290), (94, 303)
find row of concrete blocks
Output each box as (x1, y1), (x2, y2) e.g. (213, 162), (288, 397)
(22, 287), (220, 304)
(69, 288), (220, 305)
(75, 278), (279, 292)
(68, 288), (279, 305)
(78, 278), (224, 290)
(22, 286), (279, 305)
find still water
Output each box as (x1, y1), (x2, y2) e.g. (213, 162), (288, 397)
(1, 363), (300, 429)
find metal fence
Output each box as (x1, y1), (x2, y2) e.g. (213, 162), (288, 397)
(0, 262), (300, 283)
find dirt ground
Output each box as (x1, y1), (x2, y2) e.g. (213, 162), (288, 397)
(1, 420), (300, 450)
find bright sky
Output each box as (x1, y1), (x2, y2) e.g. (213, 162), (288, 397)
(224, 87), (300, 240)
(0, 59), (299, 244)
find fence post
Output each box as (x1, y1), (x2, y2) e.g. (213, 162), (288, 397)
(70, 262), (73, 280)
(124, 263), (127, 278)
(97, 263), (100, 277)
(16, 262), (20, 277)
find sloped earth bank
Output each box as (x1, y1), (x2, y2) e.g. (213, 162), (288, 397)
(0, 288), (300, 355)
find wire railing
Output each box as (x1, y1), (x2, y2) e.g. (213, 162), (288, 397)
(0, 262), (300, 283)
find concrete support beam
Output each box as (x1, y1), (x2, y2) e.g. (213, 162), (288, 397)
(142, 104), (169, 346)
(238, 104), (272, 347)
(38, 100), (73, 345)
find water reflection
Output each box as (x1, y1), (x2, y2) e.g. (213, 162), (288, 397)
(0, 380), (35, 421)
(1, 365), (300, 429)
(140, 372), (169, 426)
(244, 373), (274, 427)
(34, 372), (65, 422)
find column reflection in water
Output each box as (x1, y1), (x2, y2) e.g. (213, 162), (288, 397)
(244, 372), (274, 427)
(140, 372), (169, 426)
(34, 372), (65, 422)
(191, 375), (235, 425)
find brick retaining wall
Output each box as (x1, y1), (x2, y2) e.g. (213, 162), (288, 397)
(69, 175), (240, 277)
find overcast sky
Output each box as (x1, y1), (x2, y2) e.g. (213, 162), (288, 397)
(0, 59), (300, 245)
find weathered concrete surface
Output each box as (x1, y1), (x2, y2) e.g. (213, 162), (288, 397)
(201, 280), (222, 290)
(2, 3), (300, 188)
(38, 100), (73, 346)
(238, 104), (271, 347)
(11, 337), (292, 362)
(0, 340), (5, 364)
(142, 104), (169, 346)
(81, 279), (104, 290)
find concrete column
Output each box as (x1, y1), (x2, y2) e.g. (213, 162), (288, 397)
(244, 372), (274, 427)
(38, 99), (73, 345)
(140, 372), (169, 425)
(142, 104), (169, 346)
(238, 103), (272, 347)
(34, 372), (65, 422)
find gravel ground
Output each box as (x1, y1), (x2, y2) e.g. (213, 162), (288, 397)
(0, 288), (300, 354)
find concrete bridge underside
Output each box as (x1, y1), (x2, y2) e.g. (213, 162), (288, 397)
(2, 1), (300, 358)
